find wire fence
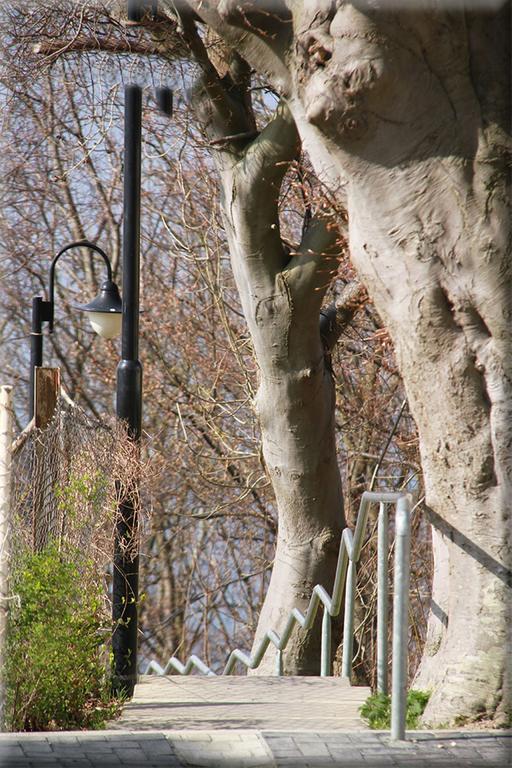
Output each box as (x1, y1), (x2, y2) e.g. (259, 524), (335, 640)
(11, 393), (140, 572)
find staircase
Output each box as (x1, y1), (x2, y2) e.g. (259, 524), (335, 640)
(136, 491), (413, 739)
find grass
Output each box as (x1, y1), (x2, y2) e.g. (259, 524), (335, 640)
(360, 689), (431, 730)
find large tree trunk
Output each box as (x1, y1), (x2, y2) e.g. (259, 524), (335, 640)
(186, 0), (511, 723)
(285, 2), (512, 724)
(223, 160), (345, 675)
(189, 51), (348, 671)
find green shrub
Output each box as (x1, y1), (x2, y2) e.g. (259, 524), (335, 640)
(360, 689), (430, 730)
(5, 544), (120, 731)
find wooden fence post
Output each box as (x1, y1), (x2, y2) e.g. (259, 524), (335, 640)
(0, 385), (14, 730)
(34, 367), (60, 430)
(33, 368), (61, 551)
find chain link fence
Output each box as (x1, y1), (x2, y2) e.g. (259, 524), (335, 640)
(11, 392), (140, 575)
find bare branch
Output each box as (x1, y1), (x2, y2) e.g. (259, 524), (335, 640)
(33, 35), (163, 58)
(176, 0), (292, 92)
(320, 281), (368, 352)
(236, 100), (299, 192)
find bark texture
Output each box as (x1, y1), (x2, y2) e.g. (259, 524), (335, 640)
(185, 27), (351, 671)
(288, 3), (511, 725)
(178, 0), (511, 724)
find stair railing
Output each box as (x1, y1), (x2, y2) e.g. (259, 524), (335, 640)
(144, 490), (412, 740)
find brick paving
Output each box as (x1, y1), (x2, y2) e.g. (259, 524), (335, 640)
(264, 730), (511, 767)
(0, 729), (509, 767)
(113, 676), (371, 731)
(0, 677), (509, 767)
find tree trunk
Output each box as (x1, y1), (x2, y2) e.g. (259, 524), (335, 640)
(202, 93), (346, 673)
(284, 2), (511, 723)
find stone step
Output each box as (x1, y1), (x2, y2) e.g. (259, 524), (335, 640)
(112, 675), (372, 731)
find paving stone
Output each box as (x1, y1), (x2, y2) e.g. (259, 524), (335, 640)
(0, 744), (25, 757)
(140, 743), (175, 755)
(327, 749), (368, 760)
(299, 743), (331, 756)
(21, 744), (55, 754)
(2, 725), (510, 767)
(75, 745), (115, 754)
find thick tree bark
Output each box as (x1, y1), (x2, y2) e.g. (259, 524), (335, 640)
(187, 36), (349, 671)
(181, 0), (511, 723)
(289, 3), (511, 724)
(291, 4), (511, 725)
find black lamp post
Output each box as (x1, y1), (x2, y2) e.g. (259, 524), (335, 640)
(112, 83), (143, 698)
(112, 7), (173, 691)
(29, 240), (122, 420)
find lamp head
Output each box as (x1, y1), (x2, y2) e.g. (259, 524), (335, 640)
(74, 280), (122, 339)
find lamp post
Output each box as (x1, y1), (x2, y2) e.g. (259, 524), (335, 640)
(29, 240), (122, 420)
(111, 23), (173, 693)
(29, 29), (171, 692)
(112, 82), (142, 698)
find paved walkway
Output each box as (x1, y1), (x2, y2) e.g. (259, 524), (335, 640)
(0, 677), (509, 766)
(0, 728), (509, 766)
(112, 676), (371, 731)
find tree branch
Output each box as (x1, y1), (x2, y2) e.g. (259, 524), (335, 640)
(182, 13), (256, 146)
(236, 100), (299, 195)
(174, 0), (292, 92)
(218, 0), (292, 42)
(320, 281), (368, 352)
(32, 35), (164, 58)
(282, 216), (343, 310)
(218, 101), (299, 280)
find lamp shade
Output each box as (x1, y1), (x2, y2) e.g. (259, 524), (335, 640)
(74, 280), (123, 340)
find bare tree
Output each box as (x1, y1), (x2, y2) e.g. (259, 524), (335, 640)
(0, 38), (278, 670)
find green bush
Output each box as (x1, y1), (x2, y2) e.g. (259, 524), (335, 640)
(360, 689), (430, 730)
(5, 544), (120, 731)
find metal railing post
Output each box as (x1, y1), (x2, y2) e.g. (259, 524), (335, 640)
(391, 495), (411, 741)
(377, 502), (389, 694)
(320, 608), (332, 676)
(341, 559), (356, 680)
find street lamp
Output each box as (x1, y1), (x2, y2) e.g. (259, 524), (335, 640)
(29, 240), (122, 420)
(75, 281), (123, 339)
(112, 78), (173, 698)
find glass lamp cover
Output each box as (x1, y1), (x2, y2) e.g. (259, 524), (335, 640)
(88, 311), (122, 340)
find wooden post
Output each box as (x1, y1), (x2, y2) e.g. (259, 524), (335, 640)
(33, 368), (60, 551)
(0, 385), (14, 730)
(34, 367), (60, 430)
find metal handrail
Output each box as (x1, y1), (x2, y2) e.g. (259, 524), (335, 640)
(144, 490), (412, 740)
